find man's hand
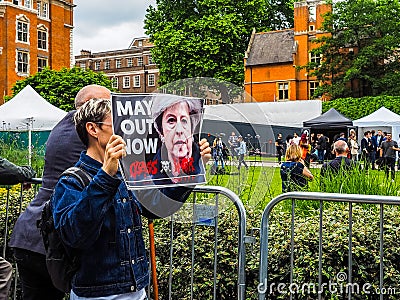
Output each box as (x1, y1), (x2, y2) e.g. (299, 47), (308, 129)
(199, 138), (212, 164)
(102, 135), (126, 177)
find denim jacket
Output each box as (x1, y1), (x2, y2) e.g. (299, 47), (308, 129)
(51, 152), (149, 297)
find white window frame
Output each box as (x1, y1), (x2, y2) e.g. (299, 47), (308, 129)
(111, 77), (118, 89)
(133, 75), (140, 87)
(104, 60), (110, 70)
(309, 81), (319, 99)
(116, 59), (122, 69)
(37, 26), (47, 50)
(38, 57), (47, 72)
(138, 40), (143, 47)
(127, 57), (133, 67)
(42, 2), (48, 18)
(24, 0), (31, 8)
(79, 63), (86, 70)
(37, 2), (41, 16)
(309, 53), (322, 67)
(16, 50), (29, 74)
(16, 18), (29, 43)
(148, 74), (155, 87)
(148, 55), (153, 65)
(94, 61), (100, 70)
(137, 57), (143, 67)
(13, 0), (20, 5)
(123, 76), (130, 88)
(277, 82), (289, 101)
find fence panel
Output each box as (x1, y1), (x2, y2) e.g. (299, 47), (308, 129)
(258, 191), (400, 300)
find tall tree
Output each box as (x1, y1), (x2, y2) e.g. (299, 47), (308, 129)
(7, 67), (114, 111)
(306, 0), (400, 99)
(144, 0), (294, 87)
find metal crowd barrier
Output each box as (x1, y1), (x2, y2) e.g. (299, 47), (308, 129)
(258, 191), (400, 300)
(1, 181), (247, 300)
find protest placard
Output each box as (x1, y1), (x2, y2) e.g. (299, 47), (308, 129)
(111, 93), (206, 189)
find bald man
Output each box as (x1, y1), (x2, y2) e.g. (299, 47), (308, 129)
(321, 140), (356, 178)
(10, 84), (111, 300)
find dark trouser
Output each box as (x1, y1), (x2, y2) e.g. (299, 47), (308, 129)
(276, 148), (283, 163)
(238, 154), (248, 169)
(384, 157), (396, 180)
(371, 151), (376, 169)
(0, 256), (12, 300)
(362, 152), (371, 170)
(13, 248), (64, 300)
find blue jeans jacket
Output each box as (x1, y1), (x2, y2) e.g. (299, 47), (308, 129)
(51, 152), (149, 297)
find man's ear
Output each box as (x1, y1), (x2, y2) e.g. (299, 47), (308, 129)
(86, 122), (98, 139)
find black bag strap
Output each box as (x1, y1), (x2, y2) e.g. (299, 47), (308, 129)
(61, 167), (92, 188)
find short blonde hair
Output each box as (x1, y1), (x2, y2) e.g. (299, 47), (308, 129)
(74, 98), (111, 146)
(285, 144), (302, 162)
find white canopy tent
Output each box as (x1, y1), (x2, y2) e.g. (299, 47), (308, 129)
(353, 107), (400, 142)
(0, 85), (67, 164)
(204, 100), (321, 127)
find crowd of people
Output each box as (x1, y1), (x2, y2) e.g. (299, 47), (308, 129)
(277, 128), (400, 192)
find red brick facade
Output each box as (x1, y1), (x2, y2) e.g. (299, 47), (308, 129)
(244, 0), (331, 102)
(0, 0), (74, 103)
(74, 37), (160, 94)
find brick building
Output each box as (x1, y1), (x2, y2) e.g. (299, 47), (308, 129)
(244, 0), (331, 102)
(0, 0), (74, 103)
(74, 37), (159, 94)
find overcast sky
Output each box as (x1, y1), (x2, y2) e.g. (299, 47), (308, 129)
(73, 0), (156, 56)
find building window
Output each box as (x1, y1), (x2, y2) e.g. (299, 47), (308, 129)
(134, 75), (140, 87)
(138, 40), (143, 47)
(127, 57), (133, 67)
(310, 53), (322, 67)
(309, 81), (319, 99)
(17, 20), (29, 43)
(79, 63), (86, 70)
(148, 55), (153, 65)
(148, 74), (155, 86)
(277, 82), (289, 101)
(24, 0), (31, 8)
(94, 61), (100, 70)
(37, 2), (40, 15)
(116, 59), (122, 69)
(13, 0), (20, 5)
(137, 57), (143, 67)
(17, 51), (29, 73)
(123, 76), (130, 88)
(105, 60), (110, 70)
(38, 57), (47, 71)
(37, 28), (47, 50)
(42, 2), (48, 18)
(309, 5), (316, 21)
(111, 77), (118, 89)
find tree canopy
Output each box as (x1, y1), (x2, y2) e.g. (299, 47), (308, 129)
(306, 0), (400, 99)
(7, 67), (114, 111)
(144, 0), (294, 87)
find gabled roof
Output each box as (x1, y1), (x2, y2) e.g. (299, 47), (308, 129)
(353, 107), (400, 126)
(245, 30), (296, 66)
(303, 108), (353, 128)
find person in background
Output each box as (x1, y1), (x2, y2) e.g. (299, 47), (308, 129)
(299, 133), (311, 168)
(228, 131), (239, 159)
(275, 133), (284, 164)
(349, 134), (359, 161)
(10, 84), (111, 300)
(0, 157), (36, 300)
(361, 131), (373, 171)
(280, 144), (313, 193)
(321, 140), (355, 178)
(380, 133), (400, 182)
(212, 136), (225, 172)
(292, 132), (300, 145)
(235, 136), (248, 170)
(316, 133), (328, 163)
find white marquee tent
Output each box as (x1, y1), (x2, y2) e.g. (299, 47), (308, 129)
(353, 107), (400, 141)
(0, 85), (67, 164)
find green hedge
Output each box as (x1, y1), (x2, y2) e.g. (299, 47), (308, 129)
(322, 95), (400, 120)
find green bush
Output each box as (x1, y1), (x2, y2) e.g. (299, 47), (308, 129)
(322, 95), (400, 120)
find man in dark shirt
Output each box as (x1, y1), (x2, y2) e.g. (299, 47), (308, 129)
(10, 84), (111, 299)
(361, 131), (373, 170)
(321, 140), (355, 178)
(275, 133), (284, 164)
(0, 157), (35, 299)
(380, 133), (400, 181)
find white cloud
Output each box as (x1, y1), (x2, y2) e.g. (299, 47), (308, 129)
(73, 0), (156, 56)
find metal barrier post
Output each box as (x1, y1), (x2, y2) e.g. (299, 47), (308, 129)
(259, 191), (400, 300)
